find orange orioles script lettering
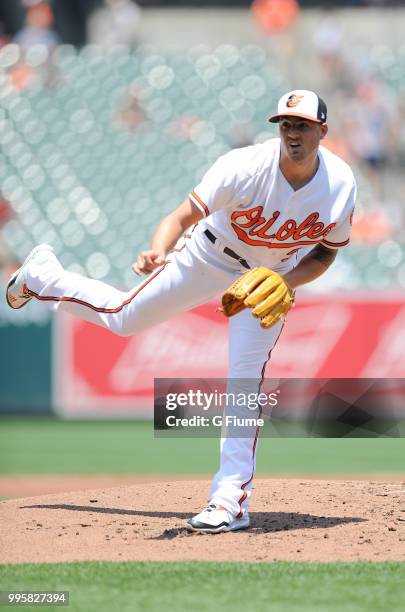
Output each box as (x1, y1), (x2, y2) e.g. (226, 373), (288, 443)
(230, 206), (336, 248)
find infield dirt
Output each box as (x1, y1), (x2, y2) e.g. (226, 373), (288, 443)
(1, 478), (404, 563)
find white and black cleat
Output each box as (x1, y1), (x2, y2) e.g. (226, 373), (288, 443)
(186, 504), (250, 534)
(6, 244), (54, 309)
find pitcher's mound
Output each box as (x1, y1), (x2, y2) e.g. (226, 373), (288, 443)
(1, 479), (404, 563)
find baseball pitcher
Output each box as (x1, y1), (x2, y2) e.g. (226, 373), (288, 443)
(7, 90), (356, 533)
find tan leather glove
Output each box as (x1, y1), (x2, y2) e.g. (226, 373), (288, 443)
(221, 267), (294, 329)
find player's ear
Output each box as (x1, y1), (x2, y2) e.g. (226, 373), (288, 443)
(320, 123), (328, 139)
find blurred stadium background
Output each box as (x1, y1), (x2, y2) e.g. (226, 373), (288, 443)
(1, 0), (405, 418)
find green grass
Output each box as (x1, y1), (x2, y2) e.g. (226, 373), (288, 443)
(0, 418), (404, 475)
(0, 561), (404, 612)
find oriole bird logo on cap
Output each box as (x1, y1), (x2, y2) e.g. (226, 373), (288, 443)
(286, 94), (304, 108)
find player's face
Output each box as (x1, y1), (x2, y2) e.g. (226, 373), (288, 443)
(278, 117), (328, 163)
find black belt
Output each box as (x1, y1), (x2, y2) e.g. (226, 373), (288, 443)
(204, 229), (250, 269)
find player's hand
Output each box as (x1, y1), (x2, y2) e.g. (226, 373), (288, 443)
(132, 250), (167, 276)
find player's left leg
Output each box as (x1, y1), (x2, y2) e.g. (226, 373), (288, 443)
(186, 309), (284, 533)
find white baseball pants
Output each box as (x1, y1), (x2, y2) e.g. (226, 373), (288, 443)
(25, 229), (284, 517)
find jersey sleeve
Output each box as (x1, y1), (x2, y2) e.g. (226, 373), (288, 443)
(321, 182), (357, 249)
(189, 152), (239, 217)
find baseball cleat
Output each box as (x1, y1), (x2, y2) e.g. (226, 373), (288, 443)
(6, 244), (54, 309)
(186, 504), (250, 533)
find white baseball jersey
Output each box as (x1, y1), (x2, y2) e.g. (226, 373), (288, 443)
(190, 138), (356, 272)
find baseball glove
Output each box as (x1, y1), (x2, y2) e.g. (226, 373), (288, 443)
(221, 267), (294, 329)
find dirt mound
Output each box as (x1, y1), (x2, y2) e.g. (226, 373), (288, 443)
(0, 475), (204, 499)
(1, 479), (404, 563)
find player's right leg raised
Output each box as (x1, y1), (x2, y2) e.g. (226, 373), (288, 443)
(6, 242), (234, 336)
